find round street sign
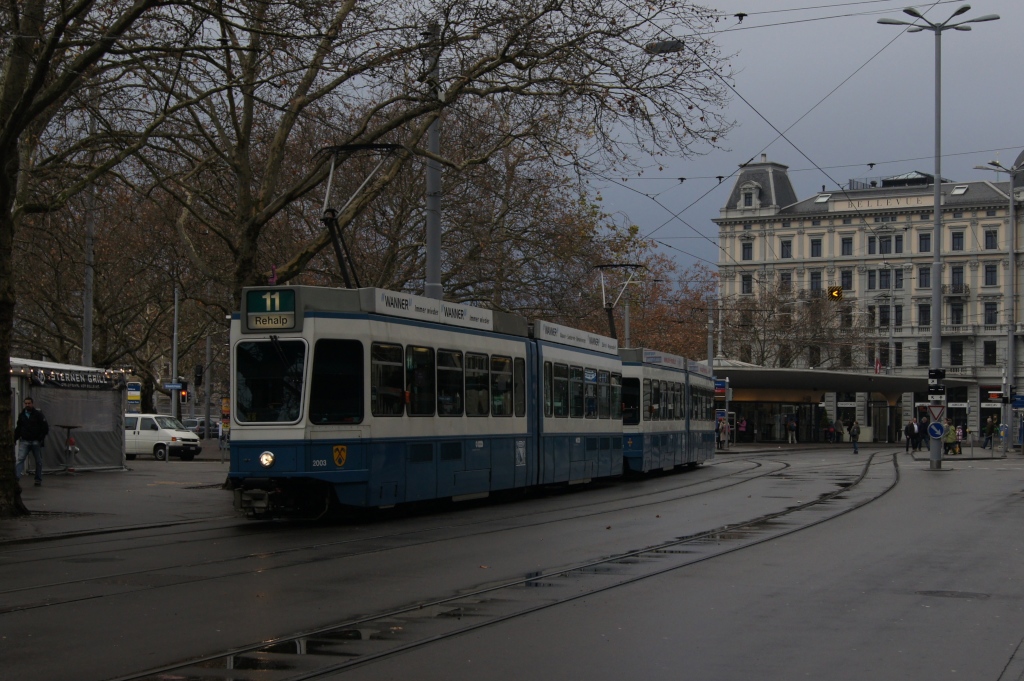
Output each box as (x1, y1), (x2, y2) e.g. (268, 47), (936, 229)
(928, 421), (946, 440)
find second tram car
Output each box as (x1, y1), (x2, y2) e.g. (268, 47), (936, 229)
(228, 285), (715, 518)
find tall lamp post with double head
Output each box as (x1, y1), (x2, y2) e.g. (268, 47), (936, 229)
(975, 158), (1023, 454)
(879, 5), (999, 469)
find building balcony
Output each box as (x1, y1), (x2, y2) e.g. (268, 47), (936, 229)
(942, 324), (976, 336)
(946, 366), (976, 378)
(942, 284), (970, 297)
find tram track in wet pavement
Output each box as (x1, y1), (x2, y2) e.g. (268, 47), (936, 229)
(81, 451), (899, 681)
(0, 458), (785, 613)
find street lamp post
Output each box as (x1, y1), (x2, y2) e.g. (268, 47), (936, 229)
(975, 159), (1023, 454)
(879, 5), (999, 470)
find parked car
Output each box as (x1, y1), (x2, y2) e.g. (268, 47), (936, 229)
(124, 414), (201, 460)
(182, 417), (208, 438)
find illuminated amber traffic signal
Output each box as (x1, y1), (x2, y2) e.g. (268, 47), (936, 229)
(828, 286), (843, 301)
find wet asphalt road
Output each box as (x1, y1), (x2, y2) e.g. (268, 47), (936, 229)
(2, 447), (1023, 681)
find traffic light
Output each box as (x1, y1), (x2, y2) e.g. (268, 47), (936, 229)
(180, 381), (190, 404)
(827, 286), (843, 301)
(194, 364), (204, 388)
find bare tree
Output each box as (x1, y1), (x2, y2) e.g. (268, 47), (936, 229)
(0, 0), (195, 516)
(722, 284), (870, 369)
(138, 0), (732, 304)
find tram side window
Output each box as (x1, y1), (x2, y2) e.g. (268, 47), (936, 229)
(622, 377), (640, 425)
(437, 350), (464, 416)
(643, 379), (652, 421)
(674, 383), (682, 421)
(552, 363), (569, 417)
(660, 381), (669, 420)
(466, 352), (490, 416)
(569, 366), (585, 418)
(491, 356), (513, 416)
(597, 371), (610, 419)
(236, 339), (305, 423)
(309, 339), (363, 424)
(406, 345), (435, 416)
(514, 358), (526, 417)
(584, 368), (598, 419)
(371, 343), (405, 416)
(611, 374), (622, 420)
(544, 362), (553, 417)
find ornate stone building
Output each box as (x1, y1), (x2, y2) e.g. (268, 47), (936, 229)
(714, 154), (1022, 442)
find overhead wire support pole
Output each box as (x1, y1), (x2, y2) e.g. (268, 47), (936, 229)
(976, 158), (1023, 455)
(879, 4), (1000, 470)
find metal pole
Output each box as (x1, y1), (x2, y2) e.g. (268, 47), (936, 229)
(624, 295), (630, 349)
(82, 92), (97, 367)
(928, 27), (943, 470)
(171, 286), (179, 423)
(423, 22), (443, 300)
(205, 334), (212, 442)
(1004, 174), (1017, 454)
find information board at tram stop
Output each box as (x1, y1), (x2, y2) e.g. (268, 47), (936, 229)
(927, 421), (946, 440)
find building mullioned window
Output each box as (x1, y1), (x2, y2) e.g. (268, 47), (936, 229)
(984, 341), (997, 366)
(985, 302), (998, 326)
(919, 304), (931, 326)
(951, 341), (964, 366)
(917, 342), (929, 366)
(985, 264), (998, 286)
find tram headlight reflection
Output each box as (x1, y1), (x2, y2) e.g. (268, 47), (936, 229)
(259, 451), (275, 468)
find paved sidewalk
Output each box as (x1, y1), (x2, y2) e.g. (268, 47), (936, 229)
(0, 440), (235, 545)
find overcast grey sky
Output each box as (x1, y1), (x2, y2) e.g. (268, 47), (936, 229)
(597, 0), (1024, 274)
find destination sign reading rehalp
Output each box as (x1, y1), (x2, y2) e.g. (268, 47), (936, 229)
(246, 289), (296, 330)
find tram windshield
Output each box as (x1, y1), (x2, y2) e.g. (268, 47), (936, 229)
(236, 339), (305, 423)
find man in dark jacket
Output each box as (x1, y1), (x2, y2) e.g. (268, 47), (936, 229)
(15, 396), (49, 486)
(904, 419), (918, 453)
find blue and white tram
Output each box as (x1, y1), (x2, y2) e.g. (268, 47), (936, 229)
(230, 286), (537, 516)
(227, 285), (712, 518)
(619, 349), (716, 473)
(534, 321), (623, 483)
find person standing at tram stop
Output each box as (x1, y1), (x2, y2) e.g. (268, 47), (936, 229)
(982, 416), (995, 449)
(787, 418), (797, 444)
(737, 417), (747, 442)
(848, 420), (861, 454)
(15, 396), (49, 487)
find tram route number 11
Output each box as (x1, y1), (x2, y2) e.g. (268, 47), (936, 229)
(246, 289), (296, 330)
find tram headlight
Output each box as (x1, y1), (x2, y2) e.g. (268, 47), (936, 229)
(259, 451), (275, 468)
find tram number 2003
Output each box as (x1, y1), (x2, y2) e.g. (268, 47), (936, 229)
(312, 459), (328, 467)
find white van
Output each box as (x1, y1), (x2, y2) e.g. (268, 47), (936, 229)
(124, 414), (202, 461)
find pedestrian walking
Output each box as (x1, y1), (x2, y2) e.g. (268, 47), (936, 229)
(15, 396), (49, 487)
(983, 416), (994, 449)
(904, 419), (917, 453)
(942, 418), (957, 457)
(848, 420), (861, 454)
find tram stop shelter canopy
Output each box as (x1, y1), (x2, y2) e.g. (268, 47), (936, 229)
(706, 359), (973, 406)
